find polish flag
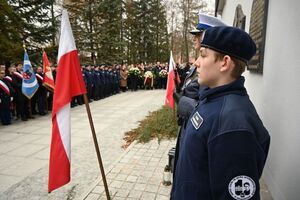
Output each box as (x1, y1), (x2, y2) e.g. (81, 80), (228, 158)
(48, 10), (86, 193)
(165, 51), (176, 109)
(43, 51), (55, 91)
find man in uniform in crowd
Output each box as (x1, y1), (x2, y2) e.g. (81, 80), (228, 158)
(6, 64), (17, 118)
(35, 66), (47, 115)
(11, 63), (29, 121)
(172, 13), (227, 176)
(99, 65), (105, 99)
(113, 65), (120, 94)
(171, 26), (270, 200)
(93, 65), (101, 101)
(85, 65), (94, 102)
(0, 68), (14, 125)
(103, 65), (110, 96)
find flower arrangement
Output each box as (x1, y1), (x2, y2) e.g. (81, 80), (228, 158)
(159, 69), (168, 78)
(144, 71), (154, 88)
(144, 71), (153, 78)
(128, 67), (140, 76)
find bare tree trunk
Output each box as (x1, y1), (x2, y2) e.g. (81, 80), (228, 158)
(51, 2), (56, 46)
(120, 2), (124, 64)
(186, 0), (190, 63)
(171, 11), (174, 52)
(156, 0), (159, 62)
(88, 0), (95, 64)
(182, 0), (190, 63)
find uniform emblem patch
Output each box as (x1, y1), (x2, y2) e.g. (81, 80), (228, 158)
(191, 111), (203, 130)
(228, 175), (256, 200)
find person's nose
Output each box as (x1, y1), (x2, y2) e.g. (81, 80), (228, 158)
(192, 35), (197, 42)
(194, 56), (201, 68)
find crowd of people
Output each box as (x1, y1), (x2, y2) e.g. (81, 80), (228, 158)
(0, 61), (192, 126)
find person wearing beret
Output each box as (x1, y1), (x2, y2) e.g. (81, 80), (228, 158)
(172, 13), (227, 178)
(171, 26), (270, 200)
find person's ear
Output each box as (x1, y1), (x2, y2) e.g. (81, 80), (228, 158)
(220, 55), (233, 73)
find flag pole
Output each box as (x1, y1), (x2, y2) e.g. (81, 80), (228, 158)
(83, 94), (111, 200)
(42, 49), (48, 114)
(45, 91), (49, 114)
(23, 41), (33, 119)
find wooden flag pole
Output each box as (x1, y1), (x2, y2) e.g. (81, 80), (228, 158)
(83, 94), (111, 200)
(28, 99), (33, 118)
(45, 92), (49, 114)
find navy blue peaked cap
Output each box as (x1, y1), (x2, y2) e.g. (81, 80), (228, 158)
(201, 26), (257, 63)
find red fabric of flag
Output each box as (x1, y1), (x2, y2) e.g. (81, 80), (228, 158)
(43, 51), (55, 91)
(165, 51), (176, 109)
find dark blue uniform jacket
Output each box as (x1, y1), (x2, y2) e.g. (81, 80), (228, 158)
(171, 76), (270, 200)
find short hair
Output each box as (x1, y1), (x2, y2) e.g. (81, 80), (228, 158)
(213, 51), (246, 78)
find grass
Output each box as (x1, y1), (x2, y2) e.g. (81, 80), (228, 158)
(122, 106), (178, 148)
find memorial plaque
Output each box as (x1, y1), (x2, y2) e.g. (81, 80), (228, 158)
(248, 0), (269, 73)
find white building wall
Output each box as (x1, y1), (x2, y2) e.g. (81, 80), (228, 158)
(218, 1), (300, 199)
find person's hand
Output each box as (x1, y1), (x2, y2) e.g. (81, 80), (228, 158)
(10, 97), (13, 102)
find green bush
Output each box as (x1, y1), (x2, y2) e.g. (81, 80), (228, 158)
(123, 106), (178, 147)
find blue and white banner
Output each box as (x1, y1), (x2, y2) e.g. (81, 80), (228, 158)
(22, 52), (39, 99)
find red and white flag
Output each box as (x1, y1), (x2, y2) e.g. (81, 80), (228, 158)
(48, 10), (86, 193)
(165, 51), (176, 109)
(43, 51), (55, 91)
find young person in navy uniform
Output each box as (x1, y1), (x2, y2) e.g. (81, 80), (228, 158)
(171, 26), (270, 200)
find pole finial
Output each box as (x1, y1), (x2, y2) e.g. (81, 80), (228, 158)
(23, 41), (27, 52)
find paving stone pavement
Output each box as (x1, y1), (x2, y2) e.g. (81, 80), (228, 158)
(82, 139), (176, 200)
(82, 140), (273, 200)
(0, 90), (167, 200)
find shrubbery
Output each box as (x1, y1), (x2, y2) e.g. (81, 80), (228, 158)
(123, 106), (178, 148)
